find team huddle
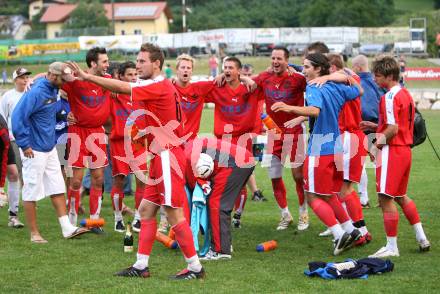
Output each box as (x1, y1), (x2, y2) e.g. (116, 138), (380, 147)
(0, 41), (430, 280)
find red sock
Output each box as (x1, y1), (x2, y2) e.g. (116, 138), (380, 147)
(401, 200), (420, 225)
(295, 178), (305, 207)
(326, 194), (350, 223)
(173, 220), (197, 259)
(67, 188), (80, 214)
(134, 187), (144, 210)
(383, 211), (399, 237)
(138, 219), (157, 255)
(89, 187), (102, 218)
(343, 191), (363, 222)
(309, 198), (338, 227)
(271, 178), (287, 209)
(234, 187), (247, 213)
(111, 187), (124, 212)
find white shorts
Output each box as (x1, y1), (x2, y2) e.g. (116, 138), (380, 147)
(20, 148), (66, 202)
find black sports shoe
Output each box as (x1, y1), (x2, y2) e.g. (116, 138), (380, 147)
(132, 219), (141, 233)
(90, 227), (105, 235)
(170, 268), (205, 280)
(252, 190), (267, 202)
(333, 232), (351, 255)
(114, 220), (126, 233)
(232, 213), (241, 228)
(115, 266), (150, 278)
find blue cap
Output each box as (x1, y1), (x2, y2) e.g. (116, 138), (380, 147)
(171, 241), (179, 249)
(260, 113), (267, 119)
(79, 219), (86, 227)
(256, 244), (265, 252)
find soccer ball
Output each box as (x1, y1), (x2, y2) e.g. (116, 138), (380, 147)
(195, 153), (214, 179)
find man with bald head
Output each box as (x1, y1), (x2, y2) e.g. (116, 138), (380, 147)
(351, 55), (385, 208)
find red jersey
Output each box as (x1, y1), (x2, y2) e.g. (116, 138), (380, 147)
(174, 81), (214, 139)
(109, 93), (146, 140)
(377, 85), (414, 146)
(184, 137), (255, 188)
(62, 75), (112, 128)
(254, 71), (306, 134)
(206, 83), (262, 137)
(252, 88), (265, 134)
(131, 76), (186, 154)
(338, 74), (362, 132)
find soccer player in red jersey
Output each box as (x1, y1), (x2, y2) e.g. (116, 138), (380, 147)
(173, 54), (215, 139)
(310, 54), (371, 245)
(184, 137), (255, 260)
(63, 47), (111, 231)
(68, 43), (204, 280)
(253, 47), (308, 231)
(360, 56), (430, 258)
(109, 61), (147, 233)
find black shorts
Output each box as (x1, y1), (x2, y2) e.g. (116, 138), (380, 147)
(7, 145), (15, 165)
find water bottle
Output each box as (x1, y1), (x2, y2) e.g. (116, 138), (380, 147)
(256, 240), (278, 252)
(261, 113), (282, 133)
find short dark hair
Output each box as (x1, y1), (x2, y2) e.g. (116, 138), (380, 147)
(86, 47), (107, 68)
(140, 43), (165, 70)
(372, 55), (400, 81)
(108, 62), (120, 78)
(306, 42), (329, 54)
(224, 56), (242, 69)
(305, 53), (330, 76)
(272, 46), (289, 59)
(327, 53), (344, 70)
(118, 61), (136, 77)
(242, 64), (253, 71)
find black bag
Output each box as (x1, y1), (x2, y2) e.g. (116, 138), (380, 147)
(411, 108), (427, 148)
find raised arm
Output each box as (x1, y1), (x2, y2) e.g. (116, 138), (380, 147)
(271, 102), (320, 117)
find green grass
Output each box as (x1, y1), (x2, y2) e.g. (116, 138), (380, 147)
(1, 109), (439, 292)
(394, 0), (434, 12)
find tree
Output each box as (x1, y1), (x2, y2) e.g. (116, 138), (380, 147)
(63, 0), (109, 30)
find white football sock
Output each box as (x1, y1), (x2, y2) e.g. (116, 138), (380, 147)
(185, 255), (202, 272)
(133, 253), (149, 270)
(281, 207), (290, 217)
(359, 168), (369, 205)
(413, 222), (427, 242)
(340, 220), (355, 234)
(329, 224), (345, 240)
(386, 236), (398, 251)
(7, 180), (20, 215)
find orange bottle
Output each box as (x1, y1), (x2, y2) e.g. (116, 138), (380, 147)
(80, 218), (105, 228)
(256, 240), (278, 252)
(156, 231), (178, 249)
(261, 114), (282, 133)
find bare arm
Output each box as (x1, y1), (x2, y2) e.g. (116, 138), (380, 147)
(271, 102), (320, 117)
(375, 124), (398, 148)
(67, 62), (131, 94)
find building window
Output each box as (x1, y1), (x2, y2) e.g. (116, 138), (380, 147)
(120, 20), (125, 24)
(121, 30), (125, 35)
(55, 31), (60, 38)
(134, 29), (141, 35)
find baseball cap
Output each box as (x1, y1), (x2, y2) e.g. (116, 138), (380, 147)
(48, 62), (75, 82)
(12, 67), (32, 80)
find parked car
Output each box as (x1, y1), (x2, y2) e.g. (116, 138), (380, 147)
(255, 43), (275, 56)
(286, 44), (307, 56)
(359, 43), (393, 56)
(223, 43), (253, 56)
(327, 43), (353, 61)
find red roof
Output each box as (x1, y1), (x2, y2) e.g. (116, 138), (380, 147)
(40, 2), (171, 23)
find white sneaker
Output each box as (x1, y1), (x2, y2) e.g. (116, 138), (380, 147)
(319, 228), (332, 237)
(418, 239), (431, 252)
(8, 216), (24, 228)
(297, 213), (309, 231)
(369, 246), (400, 258)
(199, 249), (231, 261)
(276, 213), (293, 230)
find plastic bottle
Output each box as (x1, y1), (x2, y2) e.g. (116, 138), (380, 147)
(256, 240), (278, 252)
(156, 231), (178, 249)
(79, 218), (105, 228)
(261, 113), (282, 133)
(124, 222), (134, 253)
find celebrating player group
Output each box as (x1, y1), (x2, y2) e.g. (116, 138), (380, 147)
(0, 40), (430, 280)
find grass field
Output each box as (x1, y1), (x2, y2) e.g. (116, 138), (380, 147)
(0, 109), (439, 293)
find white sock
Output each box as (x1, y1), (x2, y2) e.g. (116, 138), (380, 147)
(386, 236), (398, 251)
(68, 197), (78, 225)
(59, 215), (77, 237)
(133, 253), (149, 270)
(114, 211), (123, 222)
(7, 180), (20, 215)
(299, 202), (308, 215)
(413, 222), (427, 242)
(329, 224), (345, 240)
(134, 210), (140, 221)
(185, 255), (202, 272)
(359, 168), (369, 205)
(340, 220), (355, 234)
(360, 226), (368, 236)
(281, 207), (290, 217)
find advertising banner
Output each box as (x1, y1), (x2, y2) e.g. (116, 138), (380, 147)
(79, 35), (142, 51)
(403, 67), (440, 81)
